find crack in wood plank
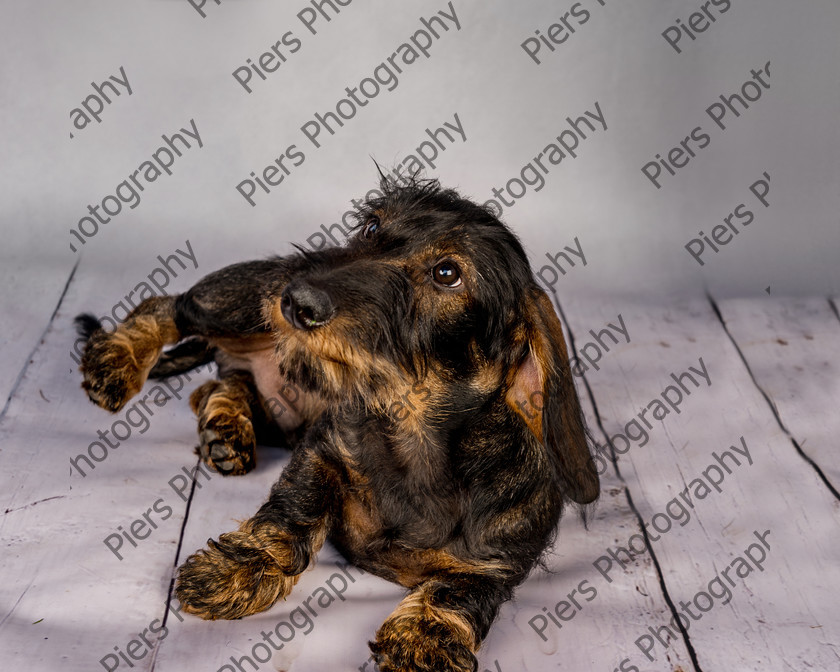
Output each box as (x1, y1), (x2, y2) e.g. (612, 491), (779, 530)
(0, 580), (34, 630)
(551, 290), (704, 672)
(148, 455), (203, 672)
(3, 495), (67, 516)
(0, 257), (81, 424)
(828, 298), (840, 325)
(707, 293), (840, 502)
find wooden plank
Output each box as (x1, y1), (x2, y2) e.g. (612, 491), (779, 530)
(558, 296), (840, 671)
(154, 300), (692, 672)
(0, 258), (78, 411)
(717, 296), (840, 494)
(0, 266), (216, 672)
(7, 284), (837, 670)
(485, 372), (694, 672)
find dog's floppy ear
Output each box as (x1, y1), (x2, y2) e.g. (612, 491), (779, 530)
(505, 288), (599, 504)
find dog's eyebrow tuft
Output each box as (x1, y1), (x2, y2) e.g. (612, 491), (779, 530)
(349, 171), (443, 230)
(350, 171), (502, 232)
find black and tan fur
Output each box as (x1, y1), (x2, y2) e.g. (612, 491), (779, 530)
(77, 177), (599, 672)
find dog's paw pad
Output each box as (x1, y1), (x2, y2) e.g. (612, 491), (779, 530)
(198, 419), (255, 476)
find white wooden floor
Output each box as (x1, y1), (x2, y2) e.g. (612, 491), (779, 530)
(1, 266), (839, 672)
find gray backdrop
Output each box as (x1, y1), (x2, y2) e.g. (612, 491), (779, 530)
(2, 0), (838, 307)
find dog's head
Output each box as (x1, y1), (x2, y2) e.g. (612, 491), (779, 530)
(267, 176), (598, 504)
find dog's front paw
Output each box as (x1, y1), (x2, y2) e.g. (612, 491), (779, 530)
(197, 418), (256, 476)
(80, 331), (148, 412)
(370, 612), (477, 672)
(175, 523), (300, 620)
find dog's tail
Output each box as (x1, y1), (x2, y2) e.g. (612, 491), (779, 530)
(74, 313), (104, 342)
(74, 312), (216, 379)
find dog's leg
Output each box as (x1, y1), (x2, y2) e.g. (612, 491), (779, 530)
(175, 439), (336, 619)
(80, 296), (181, 412)
(371, 575), (513, 672)
(79, 258), (301, 414)
(190, 370), (281, 476)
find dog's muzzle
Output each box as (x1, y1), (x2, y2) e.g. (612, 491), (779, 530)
(280, 282), (335, 330)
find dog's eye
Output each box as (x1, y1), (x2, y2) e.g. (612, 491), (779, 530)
(432, 260), (462, 288)
(363, 216), (380, 239)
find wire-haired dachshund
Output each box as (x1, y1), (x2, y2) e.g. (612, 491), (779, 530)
(78, 176), (599, 672)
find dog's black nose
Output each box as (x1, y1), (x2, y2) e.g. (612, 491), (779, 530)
(280, 283), (335, 330)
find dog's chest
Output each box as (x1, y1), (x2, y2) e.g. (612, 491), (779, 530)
(331, 422), (464, 563)
(211, 336), (322, 431)
(332, 482), (466, 587)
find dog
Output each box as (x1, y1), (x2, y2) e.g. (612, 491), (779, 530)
(77, 176), (599, 672)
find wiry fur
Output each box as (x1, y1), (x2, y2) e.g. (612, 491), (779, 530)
(77, 175), (599, 671)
